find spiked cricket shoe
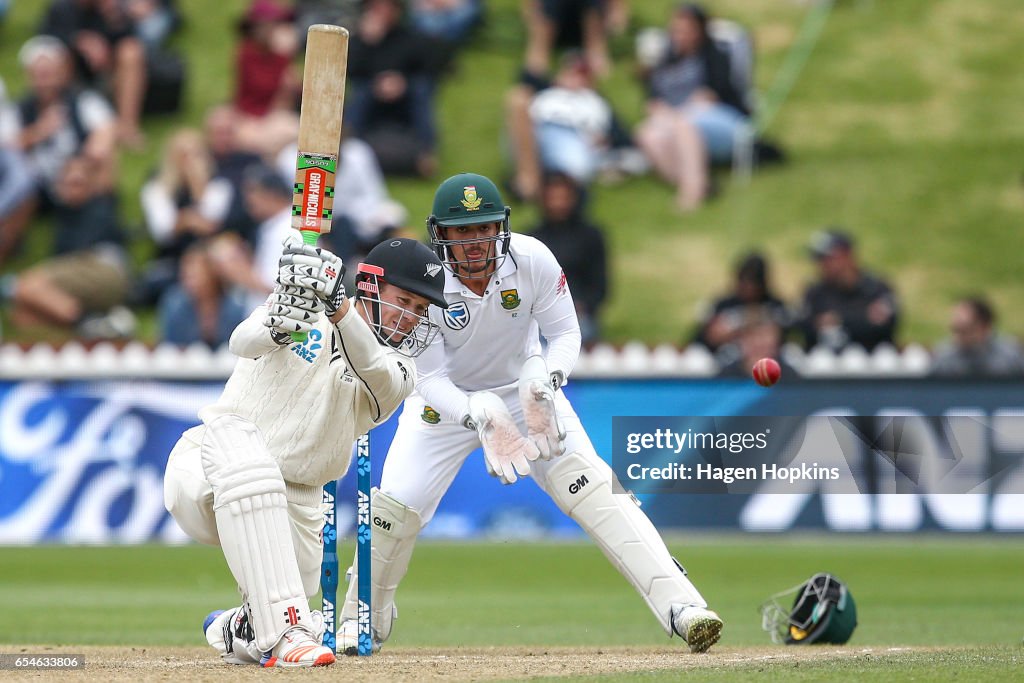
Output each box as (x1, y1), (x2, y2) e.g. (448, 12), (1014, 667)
(671, 605), (723, 653)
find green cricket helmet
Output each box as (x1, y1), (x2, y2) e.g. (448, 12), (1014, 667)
(759, 573), (858, 645)
(426, 172), (511, 279)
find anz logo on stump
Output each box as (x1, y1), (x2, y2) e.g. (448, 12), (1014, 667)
(443, 301), (470, 330)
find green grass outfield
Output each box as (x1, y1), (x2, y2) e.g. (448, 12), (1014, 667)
(1, 536), (1021, 680)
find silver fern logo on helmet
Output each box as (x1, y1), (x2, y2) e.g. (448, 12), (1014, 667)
(425, 263), (442, 278)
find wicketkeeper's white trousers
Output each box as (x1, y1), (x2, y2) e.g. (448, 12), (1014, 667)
(380, 387), (596, 524)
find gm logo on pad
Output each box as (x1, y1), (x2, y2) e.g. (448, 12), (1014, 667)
(443, 301), (470, 330)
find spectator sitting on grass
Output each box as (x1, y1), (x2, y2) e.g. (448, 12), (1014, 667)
(0, 155), (134, 340)
(232, 0), (301, 157)
(635, 3), (751, 211)
(138, 128), (233, 304)
(930, 296), (1024, 378)
(506, 50), (612, 200)
(0, 36), (117, 265)
(693, 251), (789, 354)
(158, 239), (249, 349)
(345, 0), (447, 177)
(41, 0), (148, 147)
(798, 228), (898, 352)
(522, 0), (620, 83)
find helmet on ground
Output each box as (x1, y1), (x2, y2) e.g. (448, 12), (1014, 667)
(426, 172), (511, 279)
(354, 238), (448, 358)
(759, 572), (857, 645)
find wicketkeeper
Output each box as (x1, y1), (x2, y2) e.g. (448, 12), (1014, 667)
(338, 173), (723, 654)
(163, 235), (447, 667)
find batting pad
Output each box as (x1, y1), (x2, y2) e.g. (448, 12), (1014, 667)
(341, 488), (421, 643)
(201, 415), (313, 652)
(542, 452), (707, 635)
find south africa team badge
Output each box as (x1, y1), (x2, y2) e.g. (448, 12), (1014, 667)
(421, 406), (441, 424)
(500, 289), (521, 310)
(461, 186), (482, 211)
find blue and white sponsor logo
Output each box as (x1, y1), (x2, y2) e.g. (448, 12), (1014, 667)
(0, 381), (221, 544)
(291, 328), (323, 363)
(443, 301), (470, 330)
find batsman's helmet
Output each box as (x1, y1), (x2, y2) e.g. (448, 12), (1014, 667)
(427, 172), (511, 278)
(354, 238), (448, 358)
(759, 573), (858, 645)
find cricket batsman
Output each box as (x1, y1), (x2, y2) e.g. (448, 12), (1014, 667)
(338, 173), (723, 654)
(163, 235), (448, 667)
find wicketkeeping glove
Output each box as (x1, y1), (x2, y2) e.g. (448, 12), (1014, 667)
(277, 235), (347, 315)
(518, 355), (566, 460)
(263, 284), (324, 338)
(466, 391), (540, 485)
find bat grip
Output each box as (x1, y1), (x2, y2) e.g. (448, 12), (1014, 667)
(289, 229), (322, 342)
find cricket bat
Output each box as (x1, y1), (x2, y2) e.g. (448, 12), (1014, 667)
(291, 24), (349, 340)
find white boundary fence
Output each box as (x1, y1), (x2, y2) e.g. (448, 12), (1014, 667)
(0, 341), (933, 380)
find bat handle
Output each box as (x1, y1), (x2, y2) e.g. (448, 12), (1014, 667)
(289, 229), (322, 342)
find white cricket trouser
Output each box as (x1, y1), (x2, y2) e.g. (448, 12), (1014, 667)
(163, 428), (326, 599)
(380, 388), (596, 524)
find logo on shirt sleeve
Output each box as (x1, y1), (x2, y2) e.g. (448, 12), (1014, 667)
(500, 289), (521, 310)
(556, 270), (568, 297)
(443, 301), (470, 329)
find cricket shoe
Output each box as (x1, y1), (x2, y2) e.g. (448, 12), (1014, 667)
(338, 619), (383, 656)
(260, 627), (336, 668)
(204, 607), (329, 666)
(204, 607), (261, 664)
(671, 605), (723, 653)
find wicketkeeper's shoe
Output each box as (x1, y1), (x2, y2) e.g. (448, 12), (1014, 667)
(338, 619), (383, 656)
(671, 605), (723, 653)
(261, 627), (336, 668)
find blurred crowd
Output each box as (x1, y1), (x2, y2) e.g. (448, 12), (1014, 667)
(0, 0), (1019, 379)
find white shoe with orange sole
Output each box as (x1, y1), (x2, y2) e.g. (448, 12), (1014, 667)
(260, 627), (336, 668)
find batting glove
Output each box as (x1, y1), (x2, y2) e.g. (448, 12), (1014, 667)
(263, 284), (324, 339)
(518, 355), (566, 460)
(278, 236), (347, 315)
(466, 391), (540, 485)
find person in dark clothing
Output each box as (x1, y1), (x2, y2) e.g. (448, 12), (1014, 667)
(528, 172), (608, 345)
(2, 155), (134, 338)
(40, 0), (148, 147)
(930, 296), (1024, 378)
(694, 251), (789, 354)
(635, 3), (751, 211)
(798, 229), (898, 352)
(522, 0), (615, 82)
(345, 0), (448, 177)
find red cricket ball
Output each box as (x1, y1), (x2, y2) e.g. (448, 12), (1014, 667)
(752, 357), (782, 387)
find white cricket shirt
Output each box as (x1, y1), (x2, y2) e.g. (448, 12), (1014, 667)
(415, 233), (582, 423)
(185, 302), (416, 486)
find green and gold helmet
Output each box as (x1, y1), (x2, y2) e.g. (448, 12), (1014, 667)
(760, 573), (858, 645)
(426, 172), (511, 279)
